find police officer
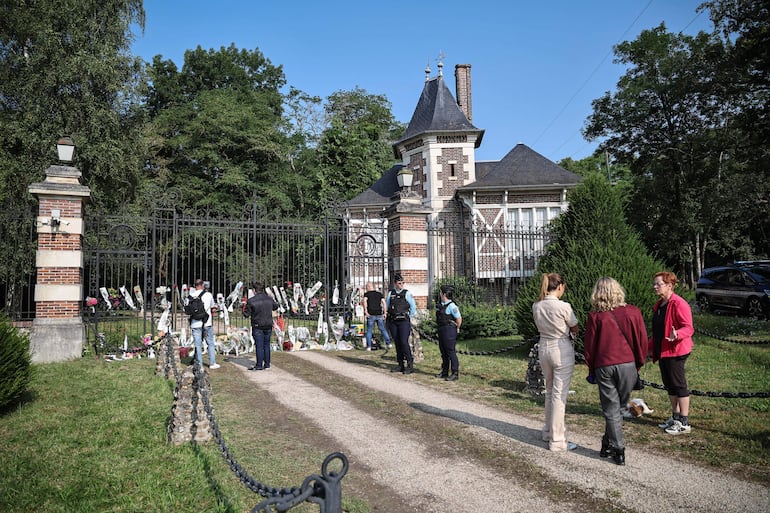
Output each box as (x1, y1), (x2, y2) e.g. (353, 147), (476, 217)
(436, 285), (462, 381)
(386, 273), (417, 374)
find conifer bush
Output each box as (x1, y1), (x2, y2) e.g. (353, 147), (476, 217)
(0, 315), (32, 409)
(514, 173), (665, 346)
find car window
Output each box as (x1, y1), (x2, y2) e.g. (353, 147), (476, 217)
(726, 270), (746, 285)
(707, 270), (729, 284)
(747, 267), (770, 280)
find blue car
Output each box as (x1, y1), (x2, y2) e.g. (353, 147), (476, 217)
(696, 263), (770, 319)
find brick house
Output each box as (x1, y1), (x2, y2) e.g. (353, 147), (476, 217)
(347, 62), (581, 306)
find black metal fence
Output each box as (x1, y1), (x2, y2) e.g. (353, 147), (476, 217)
(426, 222), (552, 306)
(2, 200), (554, 333)
(81, 200), (388, 352)
(0, 209), (37, 323)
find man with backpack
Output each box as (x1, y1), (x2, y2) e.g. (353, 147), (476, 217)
(386, 273), (417, 374)
(186, 278), (219, 369)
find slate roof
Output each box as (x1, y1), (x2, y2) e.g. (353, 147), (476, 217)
(394, 75), (484, 150)
(347, 164), (402, 208)
(459, 143), (581, 191)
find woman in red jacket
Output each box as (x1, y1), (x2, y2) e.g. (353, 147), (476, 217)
(584, 277), (648, 465)
(651, 271), (695, 435)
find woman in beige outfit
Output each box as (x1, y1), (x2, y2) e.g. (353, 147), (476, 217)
(532, 273), (580, 451)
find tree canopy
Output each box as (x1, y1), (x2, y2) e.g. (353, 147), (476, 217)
(584, 0), (769, 280)
(0, 0), (147, 211)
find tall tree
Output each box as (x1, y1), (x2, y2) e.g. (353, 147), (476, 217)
(514, 173), (664, 342)
(314, 87), (403, 207)
(143, 45), (301, 217)
(583, 24), (748, 282)
(701, 0), (770, 260)
(0, 0), (147, 211)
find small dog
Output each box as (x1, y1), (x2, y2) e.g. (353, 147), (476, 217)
(622, 398), (654, 418)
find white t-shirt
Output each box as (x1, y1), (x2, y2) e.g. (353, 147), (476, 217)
(189, 289), (215, 328)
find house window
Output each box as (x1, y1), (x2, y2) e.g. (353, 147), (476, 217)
(505, 206), (564, 273)
(509, 207), (561, 229)
(450, 163), (456, 177)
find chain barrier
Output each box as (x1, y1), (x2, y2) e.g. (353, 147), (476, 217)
(418, 330), (530, 355)
(693, 326), (770, 345)
(161, 335), (348, 513)
(417, 329), (770, 399)
(572, 349), (770, 399)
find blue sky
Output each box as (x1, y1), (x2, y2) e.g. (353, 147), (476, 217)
(130, 0), (712, 163)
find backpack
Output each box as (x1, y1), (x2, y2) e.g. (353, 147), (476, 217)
(185, 294), (209, 323)
(388, 289), (410, 321)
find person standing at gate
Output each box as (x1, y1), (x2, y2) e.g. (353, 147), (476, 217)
(363, 282), (392, 350)
(436, 285), (462, 381)
(532, 272), (579, 451)
(386, 273), (417, 374)
(188, 278), (219, 369)
(246, 281), (279, 370)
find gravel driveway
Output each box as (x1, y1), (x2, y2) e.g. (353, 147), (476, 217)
(232, 351), (769, 513)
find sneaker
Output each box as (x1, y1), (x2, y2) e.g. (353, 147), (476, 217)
(366, 347), (371, 351)
(658, 417), (675, 429)
(665, 421), (692, 435)
(209, 363), (221, 370)
(567, 442), (578, 451)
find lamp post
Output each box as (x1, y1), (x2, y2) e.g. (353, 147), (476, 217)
(395, 166), (416, 200)
(396, 166), (413, 191)
(57, 136), (75, 162)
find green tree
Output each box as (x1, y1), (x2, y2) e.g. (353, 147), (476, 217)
(514, 173), (664, 344)
(700, 0), (770, 260)
(314, 87), (403, 206)
(0, 0), (147, 211)
(584, 14), (769, 281)
(143, 45), (302, 217)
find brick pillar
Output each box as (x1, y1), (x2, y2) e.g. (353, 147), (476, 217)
(383, 196), (432, 311)
(27, 164), (91, 362)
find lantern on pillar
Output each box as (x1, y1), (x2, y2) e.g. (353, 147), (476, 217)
(56, 137), (75, 162)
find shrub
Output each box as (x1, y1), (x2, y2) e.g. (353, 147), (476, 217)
(514, 173), (665, 346)
(433, 276), (484, 306)
(0, 315), (33, 409)
(421, 304), (518, 340)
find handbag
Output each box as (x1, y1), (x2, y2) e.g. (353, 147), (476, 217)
(609, 310), (645, 391)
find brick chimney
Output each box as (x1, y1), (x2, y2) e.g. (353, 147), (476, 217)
(455, 64), (472, 122)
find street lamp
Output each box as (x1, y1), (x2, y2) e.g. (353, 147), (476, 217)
(56, 136), (75, 162)
(396, 166), (413, 189)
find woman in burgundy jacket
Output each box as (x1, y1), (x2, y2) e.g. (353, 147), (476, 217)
(651, 271), (695, 435)
(584, 277), (648, 465)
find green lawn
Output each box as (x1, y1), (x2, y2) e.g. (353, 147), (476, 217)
(1, 312), (768, 512)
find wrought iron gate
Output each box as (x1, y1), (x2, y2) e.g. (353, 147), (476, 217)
(82, 201), (387, 352)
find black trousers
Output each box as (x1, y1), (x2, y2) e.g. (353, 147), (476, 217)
(438, 324), (459, 373)
(388, 319), (413, 365)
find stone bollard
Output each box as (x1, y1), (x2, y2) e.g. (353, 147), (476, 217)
(155, 336), (181, 378)
(409, 327), (424, 363)
(168, 366), (213, 445)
